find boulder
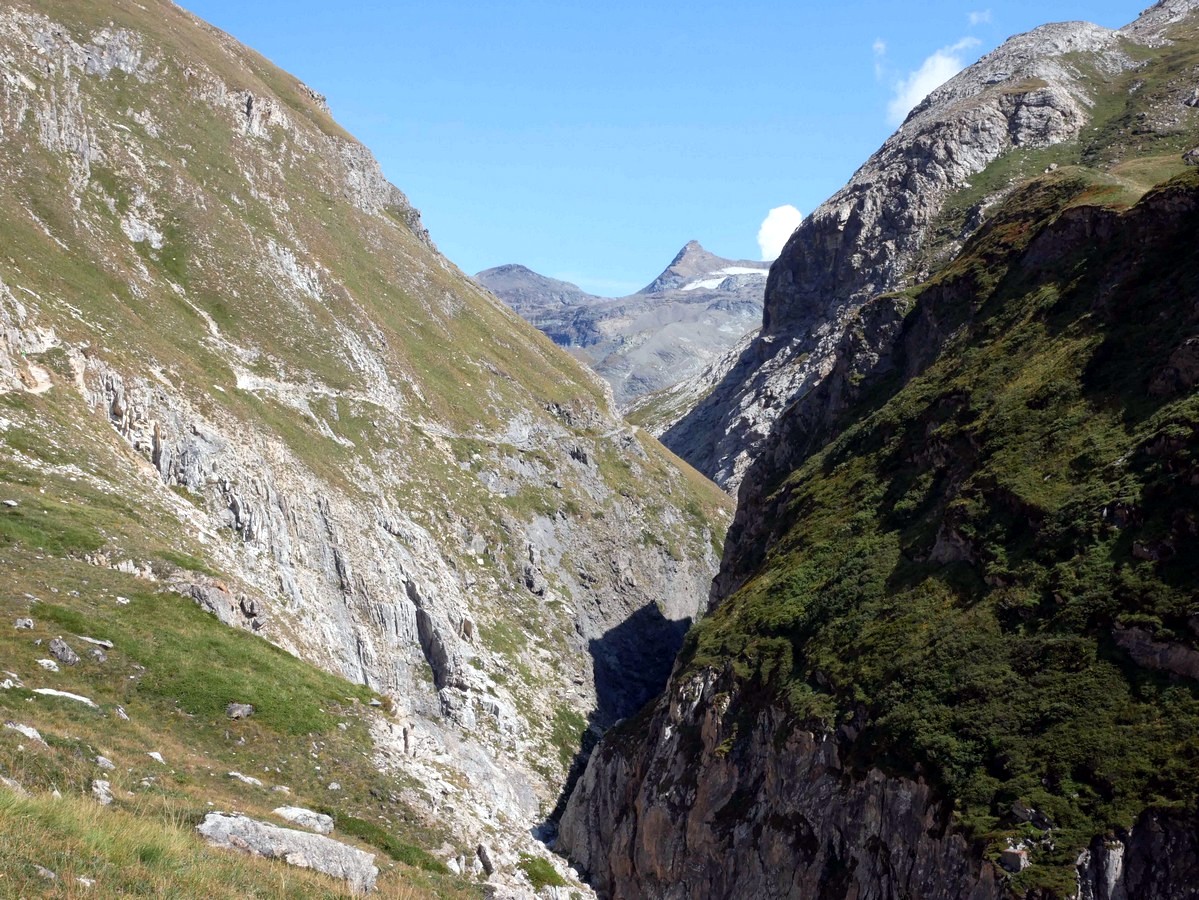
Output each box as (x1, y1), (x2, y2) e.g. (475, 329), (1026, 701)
(48, 638), (79, 666)
(225, 703), (255, 719)
(272, 806), (334, 835)
(477, 842), (496, 876)
(196, 812), (377, 894)
(14, 618), (33, 630)
(4, 721), (46, 745)
(92, 779), (113, 806)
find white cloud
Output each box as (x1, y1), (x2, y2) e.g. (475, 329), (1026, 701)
(968, 9), (992, 26)
(872, 38), (887, 79)
(886, 37), (980, 126)
(757, 205), (804, 261)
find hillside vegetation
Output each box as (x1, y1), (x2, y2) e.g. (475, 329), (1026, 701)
(683, 167), (1199, 894)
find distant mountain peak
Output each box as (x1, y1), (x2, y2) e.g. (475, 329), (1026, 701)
(640, 241), (768, 295)
(474, 264), (594, 314)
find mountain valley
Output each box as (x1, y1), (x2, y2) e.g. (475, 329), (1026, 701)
(1, 0), (1198, 898)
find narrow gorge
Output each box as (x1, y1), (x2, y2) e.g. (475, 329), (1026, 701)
(1, 0), (1198, 898)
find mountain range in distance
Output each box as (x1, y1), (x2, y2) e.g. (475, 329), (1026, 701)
(476, 240), (770, 407)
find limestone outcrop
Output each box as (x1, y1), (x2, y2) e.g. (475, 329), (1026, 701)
(197, 812), (378, 894)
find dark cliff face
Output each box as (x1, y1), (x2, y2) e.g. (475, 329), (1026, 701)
(560, 168), (1199, 899)
(559, 670), (1005, 900)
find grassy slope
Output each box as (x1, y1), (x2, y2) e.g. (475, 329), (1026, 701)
(0, 551), (473, 898)
(0, 0), (727, 894)
(1, 0), (728, 580)
(681, 165), (1199, 894)
(0, 387), (468, 895)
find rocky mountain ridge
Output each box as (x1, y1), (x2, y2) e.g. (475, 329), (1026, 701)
(0, 0), (730, 894)
(659, 0), (1199, 491)
(477, 241), (767, 407)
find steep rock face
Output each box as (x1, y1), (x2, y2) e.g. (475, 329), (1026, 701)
(561, 673), (1199, 900)
(561, 161), (1199, 899)
(560, 671), (1005, 900)
(659, 10), (1181, 490)
(0, 0), (730, 877)
(479, 243), (767, 406)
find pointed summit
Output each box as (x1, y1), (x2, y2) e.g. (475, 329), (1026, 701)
(639, 241), (766, 295)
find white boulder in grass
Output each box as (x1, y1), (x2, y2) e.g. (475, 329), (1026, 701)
(32, 688), (98, 708)
(273, 806), (334, 835)
(4, 721), (47, 745)
(197, 812), (377, 894)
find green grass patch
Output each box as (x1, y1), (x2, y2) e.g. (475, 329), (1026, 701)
(518, 853), (566, 889)
(326, 811), (450, 874)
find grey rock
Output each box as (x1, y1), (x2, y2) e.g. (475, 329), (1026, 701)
(48, 637), (79, 666)
(999, 847), (1030, 873)
(88, 647), (107, 663)
(225, 702), (255, 719)
(13, 618), (32, 629)
(91, 779), (113, 806)
(272, 806), (334, 835)
(4, 721), (47, 745)
(1115, 626), (1199, 680)
(196, 812), (377, 894)
(228, 771), (264, 787)
(34, 865), (56, 881)
(477, 842), (496, 876)
(95, 755), (115, 770)
(559, 670), (1007, 899)
(0, 775), (26, 795)
(1074, 806), (1199, 900)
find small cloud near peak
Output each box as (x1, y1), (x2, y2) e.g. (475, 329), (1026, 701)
(757, 205), (804, 261)
(968, 9), (992, 26)
(886, 36), (980, 126)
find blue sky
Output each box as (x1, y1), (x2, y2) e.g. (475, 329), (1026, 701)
(182, 0), (1142, 295)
